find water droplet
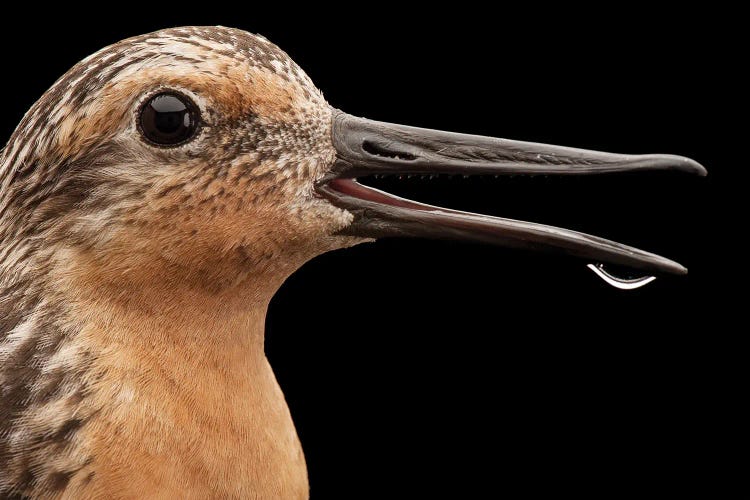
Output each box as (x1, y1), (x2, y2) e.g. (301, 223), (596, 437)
(587, 263), (656, 290)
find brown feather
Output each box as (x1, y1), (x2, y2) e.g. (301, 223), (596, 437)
(1, 26), (359, 498)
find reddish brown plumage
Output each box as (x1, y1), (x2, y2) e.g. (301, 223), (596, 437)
(0, 26), (360, 498)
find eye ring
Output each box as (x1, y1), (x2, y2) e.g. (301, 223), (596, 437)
(138, 91), (201, 147)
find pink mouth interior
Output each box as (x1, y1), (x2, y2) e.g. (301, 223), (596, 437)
(327, 178), (433, 211)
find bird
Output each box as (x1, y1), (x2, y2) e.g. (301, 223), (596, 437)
(0, 26), (704, 498)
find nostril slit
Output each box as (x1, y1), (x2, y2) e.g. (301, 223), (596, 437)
(362, 140), (417, 161)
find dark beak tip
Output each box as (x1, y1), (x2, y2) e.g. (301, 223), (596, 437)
(658, 154), (706, 176)
(668, 261), (689, 276)
(688, 158), (708, 177)
(653, 256), (688, 276)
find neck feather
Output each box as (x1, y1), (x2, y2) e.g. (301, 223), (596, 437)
(1, 245), (309, 498)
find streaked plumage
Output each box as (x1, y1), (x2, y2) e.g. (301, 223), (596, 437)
(1, 26), (703, 498)
(1, 26), (348, 498)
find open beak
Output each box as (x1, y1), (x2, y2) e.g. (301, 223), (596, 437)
(317, 110), (706, 278)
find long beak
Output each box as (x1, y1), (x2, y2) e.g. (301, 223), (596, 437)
(318, 110), (706, 276)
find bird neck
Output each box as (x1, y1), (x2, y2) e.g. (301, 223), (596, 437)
(58, 242), (279, 370)
(79, 283), (272, 387)
(72, 266), (272, 365)
(0, 245), (310, 497)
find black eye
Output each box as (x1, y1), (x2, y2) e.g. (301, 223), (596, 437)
(139, 92), (200, 146)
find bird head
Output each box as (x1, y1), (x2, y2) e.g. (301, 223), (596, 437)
(0, 27), (357, 297)
(0, 26), (704, 300)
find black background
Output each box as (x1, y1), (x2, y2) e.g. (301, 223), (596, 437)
(1, 4), (730, 497)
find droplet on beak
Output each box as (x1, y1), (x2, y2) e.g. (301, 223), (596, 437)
(587, 263), (656, 290)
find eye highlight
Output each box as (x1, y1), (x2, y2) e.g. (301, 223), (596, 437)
(139, 92), (200, 146)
